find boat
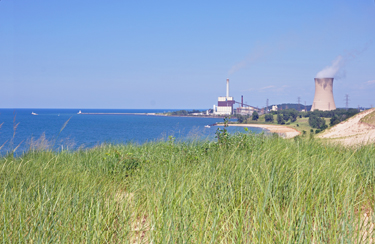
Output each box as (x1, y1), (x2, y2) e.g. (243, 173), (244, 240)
(31, 112), (38, 115)
(204, 125), (211, 128)
(77, 110), (82, 114)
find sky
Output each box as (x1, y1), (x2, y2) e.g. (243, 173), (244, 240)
(1, 0), (374, 109)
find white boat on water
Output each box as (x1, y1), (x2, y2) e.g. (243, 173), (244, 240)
(31, 112), (38, 115)
(204, 125), (210, 128)
(77, 110), (82, 114)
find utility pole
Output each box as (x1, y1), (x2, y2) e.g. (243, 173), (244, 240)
(266, 99), (269, 114)
(297, 97), (301, 111)
(345, 94), (349, 110)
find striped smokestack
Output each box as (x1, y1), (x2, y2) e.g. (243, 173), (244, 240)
(226, 78), (229, 98)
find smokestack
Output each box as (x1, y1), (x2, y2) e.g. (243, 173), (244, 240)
(241, 95), (243, 107)
(226, 78), (229, 98)
(311, 78), (336, 111)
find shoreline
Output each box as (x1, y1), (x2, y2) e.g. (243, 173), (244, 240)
(217, 123), (301, 139)
(78, 112), (227, 119)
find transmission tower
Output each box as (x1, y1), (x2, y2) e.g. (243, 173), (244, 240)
(304, 101), (307, 111)
(345, 94), (349, 110)
(266, 99), (269, 114)
(297, 97), (301, 111)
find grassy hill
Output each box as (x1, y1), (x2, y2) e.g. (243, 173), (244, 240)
(1, 134), (375, 242)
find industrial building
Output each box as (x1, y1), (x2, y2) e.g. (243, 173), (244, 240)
(213, 79), (236, 115)
(236, 95), (256, 115)
(212, 79), (258, 116)
(311, 78), (336, 111)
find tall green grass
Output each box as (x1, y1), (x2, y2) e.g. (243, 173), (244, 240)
(1, 133), (375, 242)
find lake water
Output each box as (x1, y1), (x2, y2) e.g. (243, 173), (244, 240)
(0, 109), (266, 154)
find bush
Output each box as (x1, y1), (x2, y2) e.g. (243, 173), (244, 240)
(277, 113), (285, 125)
(252, 111), (259, 121)
(308, 115), (326, 129)
(265, 114), (274, 123)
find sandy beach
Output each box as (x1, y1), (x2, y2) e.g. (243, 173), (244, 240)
(219, 123), (301, 139)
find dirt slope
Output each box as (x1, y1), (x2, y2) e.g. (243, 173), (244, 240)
(318, 108), (375, 146)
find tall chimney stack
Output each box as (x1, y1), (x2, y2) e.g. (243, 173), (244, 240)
(226, 78), (229, 98)
(241, 95), (243, 107)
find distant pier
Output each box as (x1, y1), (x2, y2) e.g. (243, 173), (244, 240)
(77, 112), (157, 116)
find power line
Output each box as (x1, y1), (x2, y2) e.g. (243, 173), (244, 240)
(345, 94), (350, 110)
(297, 97), (301, 111)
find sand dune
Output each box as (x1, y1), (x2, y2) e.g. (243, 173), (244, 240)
(318, 108), (375, 146)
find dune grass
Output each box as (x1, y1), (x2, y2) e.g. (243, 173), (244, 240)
(361, 110), (375, 126)
(1, 133), (375, 242)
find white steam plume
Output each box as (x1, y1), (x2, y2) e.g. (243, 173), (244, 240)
(316, 56), (344, 78)
(228, 47), (265, 76)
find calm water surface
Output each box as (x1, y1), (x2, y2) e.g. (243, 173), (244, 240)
(0, 109), (266, 154)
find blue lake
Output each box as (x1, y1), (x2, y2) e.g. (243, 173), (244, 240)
(0, 109), (266, 154)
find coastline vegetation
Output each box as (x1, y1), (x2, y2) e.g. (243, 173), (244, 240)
(236, 108), (361, 134)
(1, 130), (375, 242)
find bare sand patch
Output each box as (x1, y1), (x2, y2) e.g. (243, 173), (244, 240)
(222, 123), (301, 139)
(318, 108), (375, 146)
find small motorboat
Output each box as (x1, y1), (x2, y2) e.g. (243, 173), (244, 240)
(31, 112), (38, 115)
(77, 110), (82, 114)
(204, 125), (211, 128)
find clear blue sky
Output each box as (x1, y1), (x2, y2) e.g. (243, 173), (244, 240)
(1, 0), (374, 109)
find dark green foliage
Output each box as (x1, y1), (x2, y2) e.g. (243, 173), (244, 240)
(236, 114), (248, 123)
(265, 114), (274, 122)
(170, 110), (202, 115)
(275, 109), (299, 123)
(215, 117), (230, 146)
(252, 111), (259, 121)
(304, 108), (359, 119)
(277, 113), (285, 124)
(308, 115), (327, 129)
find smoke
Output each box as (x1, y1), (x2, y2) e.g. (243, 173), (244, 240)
(228, 47), (265, 76)
(316, 56), (344, 78)
(316, 42), (372, 79)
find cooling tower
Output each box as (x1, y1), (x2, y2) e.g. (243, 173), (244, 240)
(311, 78), (336, 111)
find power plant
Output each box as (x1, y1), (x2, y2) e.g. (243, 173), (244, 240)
(212, 79), (257, 116)
(209, 76), (339, 116)
(213, 79), (236, 115)
(311, 78), (336, 111)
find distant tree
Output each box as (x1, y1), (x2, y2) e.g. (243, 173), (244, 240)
(289, 109), (298, 122)
(252, 111), (259, 121)
(236, 114), (246, 123)
(282, 110), (290, 121)
(330, 115), (341, 126)
(308, 115), (326, 129)
(277, 113), (285, 124)
(265, 114), (274, 123)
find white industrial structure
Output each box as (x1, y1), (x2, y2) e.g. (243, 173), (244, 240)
(311, 78), (336, 111)
(213, 79), (235, 115)
(236, 106), (254, 115)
